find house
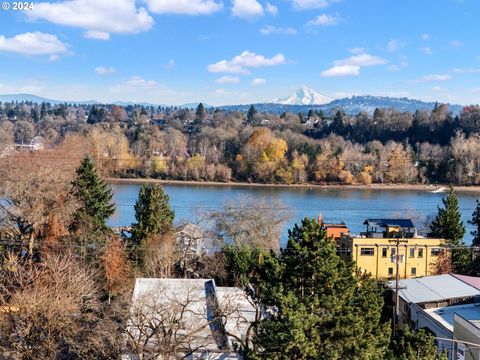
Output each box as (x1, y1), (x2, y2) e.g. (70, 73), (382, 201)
(123, 278), (257, 359)
(338, 218), (446, 279)
(389, 274), (480, 360)
(175, 223), (223, 257)
(318, 213), (350, 241)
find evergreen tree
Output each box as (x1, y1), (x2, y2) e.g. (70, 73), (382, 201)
(72, 155), (115, 231)
(385, 325), (447, 360)
(430, 186), (465, 245)
(247, 105), (257, 125)
(249, 218), (390, 359)
(430, 186), (469, 273)
(195, 103), (206, 122)
(131, 184), (174, 245)
(469, 199), (480, 246)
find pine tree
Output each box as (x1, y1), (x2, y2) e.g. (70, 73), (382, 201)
(131, 184), (174, 245)
(72, 155), (115, 231)
(247, 105), (257, 125)
(430, 186), (465, 245)
(250, 218), (390, 359)
(195, 103), (206, 122)
(430, 186), (469, 273)
(385, 325), (447, 360)
(469, 200), (480, 246)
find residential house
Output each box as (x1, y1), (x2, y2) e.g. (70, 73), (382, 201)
(176, 223), (223, 257)
(338, 218), (446, 279)
(389, 274), (480, 360)
(124, 278), (257, 359)
(318, 213), (350, 242)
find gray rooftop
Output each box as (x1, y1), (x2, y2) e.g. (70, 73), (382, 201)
(364, 218), (415, 228)
(388, 274), (480, 304)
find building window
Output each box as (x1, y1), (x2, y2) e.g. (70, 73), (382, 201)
(418, 248), (423, 258)
(360, 247), (375, 256)
(411, 267), (416, 276)
(431, 248), (443, 256)
(388, 267), (394, 276)
(382, 247), (388, 257)
(391, 247), (396, 257)
(409, 248), (415, 258)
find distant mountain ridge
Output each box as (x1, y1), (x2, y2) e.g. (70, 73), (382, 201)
(0, 93), (465, 115)
(219, 95), (464, 115)
(0, 94), (212, 109)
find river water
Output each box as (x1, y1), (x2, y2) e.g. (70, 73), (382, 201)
(109, 183), (480, 245)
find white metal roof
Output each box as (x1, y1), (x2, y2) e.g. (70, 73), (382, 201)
(388, 274), (480, 304)
(426, 303), (480, 332)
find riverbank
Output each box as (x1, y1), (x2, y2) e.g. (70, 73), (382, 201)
(107, 178), (480, 193)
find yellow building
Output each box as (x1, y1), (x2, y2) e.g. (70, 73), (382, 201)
(338, 219), (446, 280)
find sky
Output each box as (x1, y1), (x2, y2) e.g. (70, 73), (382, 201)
(0, 0), (479, 106)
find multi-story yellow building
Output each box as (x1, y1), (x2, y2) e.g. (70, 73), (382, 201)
(338, 219), (446, 280)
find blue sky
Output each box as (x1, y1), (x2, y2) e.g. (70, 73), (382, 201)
(0, 0), (479, 106)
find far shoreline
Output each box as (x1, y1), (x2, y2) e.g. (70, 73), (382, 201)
(107, 178), (480, 193)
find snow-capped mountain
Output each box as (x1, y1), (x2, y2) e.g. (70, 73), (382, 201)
(271, 86), (332, 105)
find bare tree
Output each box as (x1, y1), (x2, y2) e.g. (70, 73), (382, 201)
(0, 252), (122, 359)
(211, 196), (292, 252)
(124, 281), (226, 359)
(0, 150), (79, 255)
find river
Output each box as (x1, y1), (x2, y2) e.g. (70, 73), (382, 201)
(109, 183), (480, 245)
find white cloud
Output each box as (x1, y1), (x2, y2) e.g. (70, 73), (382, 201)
(260, 25), (297, 35)
(232, 0), (264, 18)
(421, 33), (430, 40)
(410, 73), (452, 83)
(85, 30), (110, 40)
(452, 67), (480, 74)
(348, 47), (364, 54)
(307, 13), (340, 26)
(450, 40), (462, 47)
(321, 51), (386, 77)
(432, 86), (445, 92)
(165, 59), (175, 69)
(387, 64), (400, 71)
(215, 75), (240, 84)
(334, 53), (387, 67)
(251, 78), (266, 86)
(320, 65), (360, 77)
(146, 0), (222, 15)
(265, 2), (278, 15)
(386, 39), (404, 52)
(0, 32), (68, 56)
(420, 47), (432, 55)
(95, 66), (116, 75)
(109, 76), (165, 93)
(207, 51), (285, 74)
(292, 0), (338, 10)
(28, 0), (153, 39)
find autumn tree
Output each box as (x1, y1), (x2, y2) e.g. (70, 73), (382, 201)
(102, 237), (132, 302)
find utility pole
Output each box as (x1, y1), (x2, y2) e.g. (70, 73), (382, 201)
(389, 238), (408, 335)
